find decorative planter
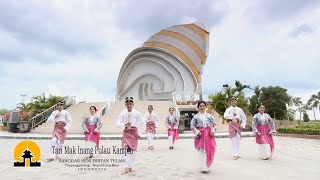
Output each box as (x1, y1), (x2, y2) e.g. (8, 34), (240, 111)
(19, 121), (31, 133)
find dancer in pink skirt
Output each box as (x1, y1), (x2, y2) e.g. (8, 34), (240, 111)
(224, 96), (247, 160)
(252, 103), (276, 160)
(82, 106), (102, 158)
(117, 97), (143, 175)
(143, 105), (159, 150)
(47, 102), (72, 161)
(165, 107), (179, 149)
(191, 100), (217, 174)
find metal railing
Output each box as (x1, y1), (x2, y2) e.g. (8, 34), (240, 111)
(31, 96), (76, 129)
(172, 92), (180, 116)
(173, 92), (199, 101)
(172, 92), (209, 102)
(172, 92), (210, 116)
(97, 93), (119, 118)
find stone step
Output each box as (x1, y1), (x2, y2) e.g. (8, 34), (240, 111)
(31, 102), (107, 134)
(31, 101), (228, 134)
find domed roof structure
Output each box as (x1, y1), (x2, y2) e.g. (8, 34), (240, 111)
(117, 22), (210, 101)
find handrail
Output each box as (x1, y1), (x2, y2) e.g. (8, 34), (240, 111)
(172, 92), (210, 116)
(172, 92), (180, 117)
(97, 93), (120, 118)
(173, 92), (198, 101)
(172, 92), (209, 102)
(31, 96), (76, 129)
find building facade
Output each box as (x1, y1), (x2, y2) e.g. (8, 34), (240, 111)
(117, 22), (210, 101)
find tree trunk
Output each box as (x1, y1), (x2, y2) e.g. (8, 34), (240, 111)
(313, 108), (316, 120)
(273, 111), (276, 119)
(298, 106), (301, 121)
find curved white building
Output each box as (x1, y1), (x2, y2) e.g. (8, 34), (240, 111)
(117, 22), (210, 101)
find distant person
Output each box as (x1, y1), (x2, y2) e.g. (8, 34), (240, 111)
(82, 106), (102, 158)
(143, 105), (159, 150)
(223, 96), (247, 160)
(190, 100), (217, 174)
(165, 107), (179, 149)
(47, 102), (72, 161)
(252, 103), (276, 160)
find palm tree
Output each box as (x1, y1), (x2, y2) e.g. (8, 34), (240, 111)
(250, 85), (262, 98)
(31, 94), (48, 115)
(234, 80), (250, 93)
(300, 104), (312, 122)
(16, 102), (31, 112)
(292, 97), (303, 120)
(209, 80), (250, 117)
(307, 91), (320, 120)
(47, 95), (65, 107)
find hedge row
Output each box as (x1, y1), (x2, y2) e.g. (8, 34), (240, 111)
(277, 128), (320, 135)
(297, 124), (320, 129)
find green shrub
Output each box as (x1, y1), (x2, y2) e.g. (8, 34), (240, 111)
(296, 124), (320, 129)
(277, 127), (320, 135)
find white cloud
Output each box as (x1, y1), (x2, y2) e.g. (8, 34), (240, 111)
(202, 0), (320, 94)
(0, 0), (319, 114)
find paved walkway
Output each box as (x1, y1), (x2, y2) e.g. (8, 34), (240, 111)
(0, 136), (319, 180)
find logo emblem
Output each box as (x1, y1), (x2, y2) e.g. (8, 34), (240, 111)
(14, 140), (41, 167)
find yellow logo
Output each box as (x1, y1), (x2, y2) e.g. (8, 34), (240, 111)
(13, 140), (41, 167)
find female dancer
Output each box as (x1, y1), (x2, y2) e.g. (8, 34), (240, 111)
(252, 103), (276, 160)
(82, 106), (102, 158)
(190, 100), (217, 173)
(165, 107), (179, 149)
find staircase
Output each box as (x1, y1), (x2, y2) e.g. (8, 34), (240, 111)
(100, 101), (173, 134)
(211, 109), (228, 131)
(31, 102), (106, 134)
(30, 97), (227, 134)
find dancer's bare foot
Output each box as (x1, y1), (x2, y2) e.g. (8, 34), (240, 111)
(129, 168), (135, 172)
(150, 146), (154, 150)
(121, 168), (130, 175)
(233, 156), (238, 160)
(237, 156), (241, 159)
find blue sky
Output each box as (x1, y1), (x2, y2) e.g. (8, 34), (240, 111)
(0, 0), (319, 118)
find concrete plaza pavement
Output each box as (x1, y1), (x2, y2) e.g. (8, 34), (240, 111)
(0, 136), (319, 180)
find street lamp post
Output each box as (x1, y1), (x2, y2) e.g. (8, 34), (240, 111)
(222, 84), (229, 95)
